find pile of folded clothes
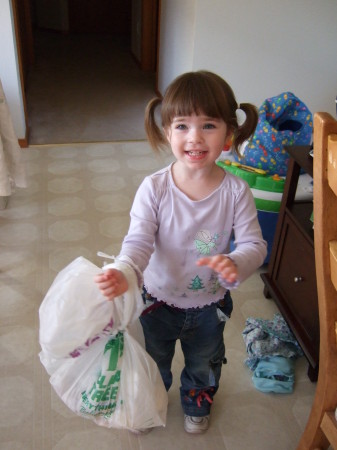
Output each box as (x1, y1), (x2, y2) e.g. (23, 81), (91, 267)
(242, 313), (304, 393)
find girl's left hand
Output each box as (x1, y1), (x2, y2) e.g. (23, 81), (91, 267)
(196, 254), (238, 283)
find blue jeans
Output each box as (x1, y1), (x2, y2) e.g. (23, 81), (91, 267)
(139, 290), (233, 417)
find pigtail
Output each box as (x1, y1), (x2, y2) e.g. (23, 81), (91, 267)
(232, 103), (258, 156)
(144, 97), (168, 153)
(144, 72), (258, 157)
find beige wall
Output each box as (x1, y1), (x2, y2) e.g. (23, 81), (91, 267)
(157, 0), (196, 95)
(1, 0), (337, 140)
(158, 0), (337, 116)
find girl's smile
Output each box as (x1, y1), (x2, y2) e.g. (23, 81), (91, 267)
(165, 114), (230, 169)
(186, 150), (207, 159)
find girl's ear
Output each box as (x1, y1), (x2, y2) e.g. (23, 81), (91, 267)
(224, 132), (234, 150)
(164, 127), (171, 143)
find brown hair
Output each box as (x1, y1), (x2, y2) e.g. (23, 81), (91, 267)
(144, 70), (258, 156)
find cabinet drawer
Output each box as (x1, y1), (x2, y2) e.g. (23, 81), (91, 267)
(274, 215), (319, 351)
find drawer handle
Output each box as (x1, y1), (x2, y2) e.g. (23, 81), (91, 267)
(294, 276), (303, 283)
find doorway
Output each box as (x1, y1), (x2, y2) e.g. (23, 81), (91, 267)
(13, 0), (160, 145)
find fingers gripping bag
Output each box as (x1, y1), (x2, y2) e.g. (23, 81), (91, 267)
(39, 256), (168, 431)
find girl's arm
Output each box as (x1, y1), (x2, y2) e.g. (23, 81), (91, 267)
(95, 176), (160, 299)
(198, 181), (266, 289)
(108, 176), (160, 291)
(197, 183), (265, 289)
(118, 176), (159, 276)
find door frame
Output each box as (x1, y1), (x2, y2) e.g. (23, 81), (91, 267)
(11, 0), (34, 147)
(12, 0), (162, 146)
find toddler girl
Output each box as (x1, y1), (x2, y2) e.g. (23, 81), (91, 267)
(95, 71), (267, 434)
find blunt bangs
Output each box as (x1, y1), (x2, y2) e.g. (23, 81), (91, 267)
(161, 72), (236, 128)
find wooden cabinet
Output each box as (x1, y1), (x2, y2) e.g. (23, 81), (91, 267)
(261, 146), (319, 381)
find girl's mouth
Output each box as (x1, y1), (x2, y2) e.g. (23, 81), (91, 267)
(186, 151), (206, 156)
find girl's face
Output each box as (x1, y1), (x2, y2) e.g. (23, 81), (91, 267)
(164, 113), (230, 169)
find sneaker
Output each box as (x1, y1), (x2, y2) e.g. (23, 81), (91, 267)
(184, 415), (210, 434)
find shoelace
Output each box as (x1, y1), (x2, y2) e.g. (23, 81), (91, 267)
(196, 390), (213, 408)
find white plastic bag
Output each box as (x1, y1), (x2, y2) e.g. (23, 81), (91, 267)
(39, 256), (168, 430)
(39, 257), (114, 367)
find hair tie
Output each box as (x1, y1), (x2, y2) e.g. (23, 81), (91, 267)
(236, 105), (246, 126)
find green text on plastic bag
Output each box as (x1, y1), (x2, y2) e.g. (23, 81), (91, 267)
(80, 332), (124, 417)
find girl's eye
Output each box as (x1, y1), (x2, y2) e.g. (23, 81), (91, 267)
(204, 123), (216, 129)
(175, 124), (187, 130)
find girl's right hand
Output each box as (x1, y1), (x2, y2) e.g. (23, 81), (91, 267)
(94, 268), (129, 300)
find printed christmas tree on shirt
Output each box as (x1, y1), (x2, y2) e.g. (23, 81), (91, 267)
(188, 276), (205, 291)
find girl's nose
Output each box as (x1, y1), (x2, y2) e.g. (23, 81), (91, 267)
(188, 127), (203, 143)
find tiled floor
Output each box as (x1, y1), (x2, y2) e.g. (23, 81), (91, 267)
(0, 141), (316, 449)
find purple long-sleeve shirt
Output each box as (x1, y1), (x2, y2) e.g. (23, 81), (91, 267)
(118, 164), (267, 309)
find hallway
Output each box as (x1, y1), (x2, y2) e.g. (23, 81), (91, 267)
(26, 30), (156, 145)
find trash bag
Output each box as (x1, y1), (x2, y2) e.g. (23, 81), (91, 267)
(235, 92), (313, 175)
(39, 256), (168, 431)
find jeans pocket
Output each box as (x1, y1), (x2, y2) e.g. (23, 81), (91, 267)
(141, 287), (164, 316)
(216, 291), (233, 322)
